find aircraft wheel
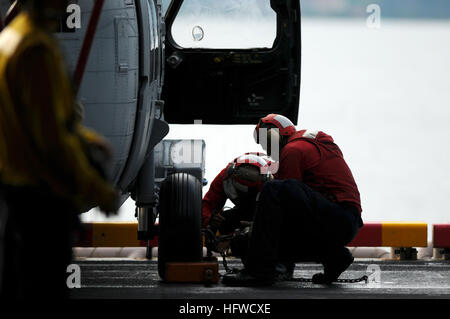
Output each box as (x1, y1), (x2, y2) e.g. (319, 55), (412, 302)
(157, 173), (203, 280)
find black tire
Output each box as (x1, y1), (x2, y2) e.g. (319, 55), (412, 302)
(157, 173), (203, 280)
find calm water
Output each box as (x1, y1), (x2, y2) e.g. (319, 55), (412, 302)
(83, 18), (450, 230)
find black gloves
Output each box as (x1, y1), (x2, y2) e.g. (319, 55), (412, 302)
(208, 209), (226, 231)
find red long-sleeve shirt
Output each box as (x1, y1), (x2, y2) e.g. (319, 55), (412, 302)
(275, 130), (362, 213)
(202, 168), (228, 227)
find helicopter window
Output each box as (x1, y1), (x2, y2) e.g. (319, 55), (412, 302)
(170, 0), (276, 49)
(152, 2), (161, 84)
(148, 0), (157, 82)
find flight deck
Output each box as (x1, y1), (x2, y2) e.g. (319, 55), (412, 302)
(70, 259), (450, 299)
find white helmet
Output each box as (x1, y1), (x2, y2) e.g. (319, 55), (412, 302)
(223, 153), (275, 202)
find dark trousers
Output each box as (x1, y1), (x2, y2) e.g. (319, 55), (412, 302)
(0, 184), (79, 299)
(219, 203), (255, 235)
(245, 179), (363, 276)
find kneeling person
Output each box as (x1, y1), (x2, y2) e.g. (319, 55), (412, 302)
(202, 153), (275, 258)
(223, 114), (363, 286)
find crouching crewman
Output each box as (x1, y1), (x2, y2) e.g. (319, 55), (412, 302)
(202, 153), (275, 259)
(223, 114), (363, 286)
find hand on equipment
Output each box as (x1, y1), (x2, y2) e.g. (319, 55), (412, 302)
(208, 209), (226, 230)
(215, 238), (232, 254)
(239, 221), (252, 228)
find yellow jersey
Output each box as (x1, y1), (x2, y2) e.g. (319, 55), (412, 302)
(0, 12), (117, 211)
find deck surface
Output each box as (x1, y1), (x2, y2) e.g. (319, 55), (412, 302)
(70, 259), (450, 299)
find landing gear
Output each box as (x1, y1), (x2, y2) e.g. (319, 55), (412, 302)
(157, 173), (203, 280)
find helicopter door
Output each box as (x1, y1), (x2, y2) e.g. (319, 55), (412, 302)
(162, 0), (301, 125)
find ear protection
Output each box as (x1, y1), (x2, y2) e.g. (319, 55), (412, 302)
(225, 162), (272, 190)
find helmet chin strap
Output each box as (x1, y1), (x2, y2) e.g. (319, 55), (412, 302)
(231, 178), (249, 194)
(265, 128), (281, 162)
(223, 178), (239, 202)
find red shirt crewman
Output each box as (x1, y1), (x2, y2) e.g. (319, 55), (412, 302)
(223, 114), (363, 287)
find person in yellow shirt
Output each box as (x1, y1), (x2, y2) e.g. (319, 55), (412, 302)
(0, 0), (119, 298)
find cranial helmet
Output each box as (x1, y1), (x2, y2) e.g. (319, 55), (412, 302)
(223, 153), (276, 202)
(253, 114), (296, 159)
(253, 113), (296, 145)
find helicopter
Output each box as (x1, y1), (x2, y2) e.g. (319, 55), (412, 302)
(0, 0), (301, 280)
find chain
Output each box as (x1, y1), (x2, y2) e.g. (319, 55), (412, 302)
(288, 275), (368, 284)
(288, 277), (313, 283)
(220, 252), (239, 275)
(337, 276), (368, 284)
(221, 252), (231, 274)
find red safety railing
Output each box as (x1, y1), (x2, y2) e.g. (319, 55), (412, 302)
(73, 0), (104, 94)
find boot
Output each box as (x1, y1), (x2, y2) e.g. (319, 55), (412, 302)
(313, 247), (354, 284)
(274, 262), (294, 281)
